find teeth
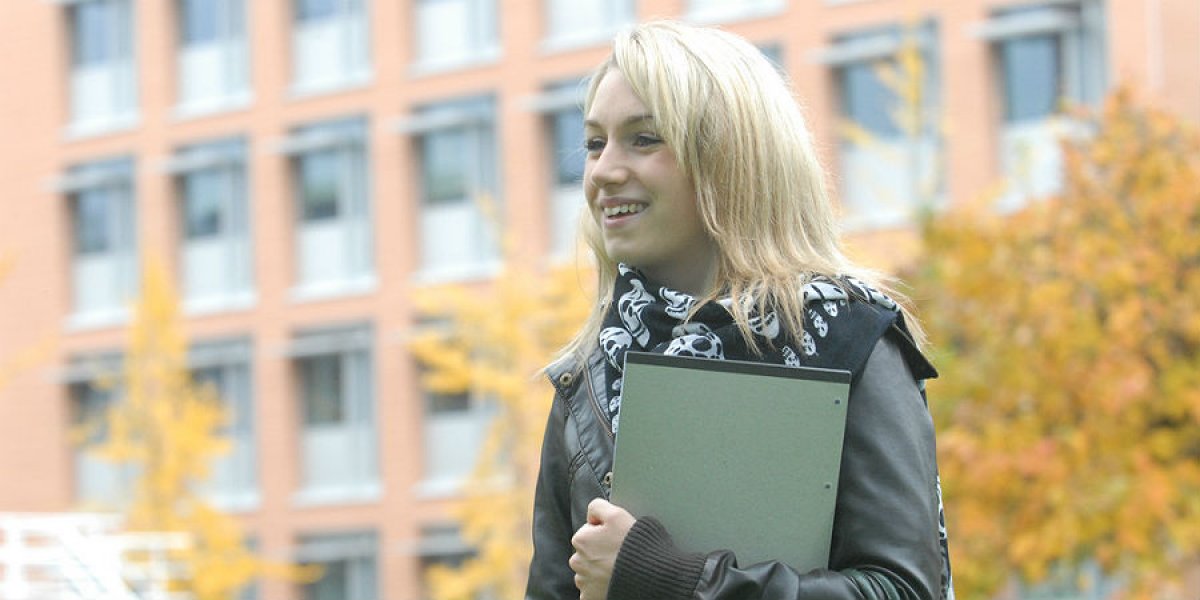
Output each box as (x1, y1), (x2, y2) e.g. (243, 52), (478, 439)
(603, 204), (646, 217)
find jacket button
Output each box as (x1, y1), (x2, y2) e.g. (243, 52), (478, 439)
(557, 372), (575, 387)
(602, 471), (613, 487)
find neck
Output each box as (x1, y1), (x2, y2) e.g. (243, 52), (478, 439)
(639, 259), (718, 297)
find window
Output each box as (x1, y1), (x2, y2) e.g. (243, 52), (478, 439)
(979, 0), (1107, 210)
(419, 365), (494, 496)
(400, 97), (500, 279)
(687, 0), (785, 24)
(297, 531), (378, 600)
(282, 118), (374, 299)
(291, 0), (371, 94)
(529, 80), (586, 258)
(543, 0), (632, 50)
(413, 0), (498, 71)
(176, 0), (249, 115)
(190, 339), (257, 510)
(417, 525), (475, 598)
(66, 0), (137, 135)
(168, 139), (253, 313)
(820, 24), (941, 229)
(64, 354), (136, 507)
(59, 158), (137, 328)
(289, 325), (377, 503)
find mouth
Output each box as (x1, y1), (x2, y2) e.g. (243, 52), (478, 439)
(602, 203), (647, 218)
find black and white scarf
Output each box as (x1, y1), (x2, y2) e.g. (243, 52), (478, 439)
(598, 263), (901, 433)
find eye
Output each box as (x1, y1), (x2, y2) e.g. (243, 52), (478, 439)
(584, 137), (605, 153)
(633, 133), (662, 148)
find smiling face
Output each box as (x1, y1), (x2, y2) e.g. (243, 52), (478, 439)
(583, 70), (718, 295)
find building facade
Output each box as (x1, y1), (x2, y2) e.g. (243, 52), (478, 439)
(0, 0), (1197, 598)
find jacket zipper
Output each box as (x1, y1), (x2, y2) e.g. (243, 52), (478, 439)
(584, 366), (615, 440)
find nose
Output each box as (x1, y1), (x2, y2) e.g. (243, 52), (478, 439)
(587, 144), (629, 191)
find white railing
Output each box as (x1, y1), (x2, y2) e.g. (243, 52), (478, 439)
(0, 513), (191, 600)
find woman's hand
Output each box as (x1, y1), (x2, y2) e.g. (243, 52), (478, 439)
(570, 498), (636, 600)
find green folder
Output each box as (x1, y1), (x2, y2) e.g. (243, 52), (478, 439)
(610, 351), (851, 571)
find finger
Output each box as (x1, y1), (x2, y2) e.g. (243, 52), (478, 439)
(568, 552), (582, 573)
(586, 497), (612, 524)
(571, 523), (593, 551)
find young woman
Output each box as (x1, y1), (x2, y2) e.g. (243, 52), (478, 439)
(527, 21), (953, 600)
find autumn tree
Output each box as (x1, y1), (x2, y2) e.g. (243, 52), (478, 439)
(409, 249), (592, 600)
(910, 90), (1200, 598)
(85, 257), (314, 599)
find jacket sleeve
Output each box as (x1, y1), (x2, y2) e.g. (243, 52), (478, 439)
(526, 392), (581, 600)
(607, 334), (943, 600)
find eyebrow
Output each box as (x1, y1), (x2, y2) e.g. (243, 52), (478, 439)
(583, 114), (655, 130)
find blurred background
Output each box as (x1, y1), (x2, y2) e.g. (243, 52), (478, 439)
(1, 0), (1198, 599)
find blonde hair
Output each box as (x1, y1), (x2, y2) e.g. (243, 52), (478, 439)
(559, 21), (922, 364)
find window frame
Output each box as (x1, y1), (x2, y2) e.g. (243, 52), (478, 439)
(168, 138), (255, 313)
(411, 0), (500, 73)
(289, 0), (372, 96)
(188, 338), (258, 511)
(281, 118), (376, 300)
(819, 23), (943, 230)
(58, 158), (138, 329)
(175, 0), (251, 117)
(398, 96), (502, 282)
(288, 325), (379, 505)
(64, 0), (139, 136)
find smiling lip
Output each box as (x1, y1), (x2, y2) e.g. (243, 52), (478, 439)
(598, 198), (648, 221)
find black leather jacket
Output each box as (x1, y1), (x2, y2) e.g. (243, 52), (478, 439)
(527, 325), (945, 600)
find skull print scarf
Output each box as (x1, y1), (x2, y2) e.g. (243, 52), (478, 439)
(597, 263), (904, 433)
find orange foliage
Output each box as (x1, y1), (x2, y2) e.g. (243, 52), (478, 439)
(910, 90), (1200, 598)
(86, 257), (317, 599)
(410, 256), (593, 600)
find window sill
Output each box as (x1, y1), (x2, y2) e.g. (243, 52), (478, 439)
(184, 291), (257, 317)
(540, 28), (621, 55)
(409, 48), (501, 78)
(173, 92), (254, 121)
(207, 491), (261, 513)
(63, 113), (140, 141)
(414, 478), (466, 499)
(410, 261), (503, 286)
(415, 474), (514, 500)
(288, 71), (373, 100)
(292, 483), (382, 507)
(65, 309), (131, 332)
(686, 1), (786, 25)
(290, 275), (377, 303)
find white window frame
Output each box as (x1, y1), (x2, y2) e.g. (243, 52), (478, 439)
(817, 25), (942, 230)
(57, 158), (138, 330)
(411, 0), (499, 74)
(290, 0), (372, 96)
(977, 0), (1107, 211)
(296, 531), (378, 600)
(415, 354), (497, 498)
(288, 325), (379, 505)
(528, 81), (586, 260)
(167, 138), (255, 314)
(397, 97), (502, 283)
(61, 354), (137, 507)
(685, 0), (786, 25)
(541, 0), (633, 53)
(64, 0), (138, 138)
(189, 339), (258, 511)
(280, 118), (376, 301)
(416, 524), (475, 596)
(175, 0), (251, 118)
